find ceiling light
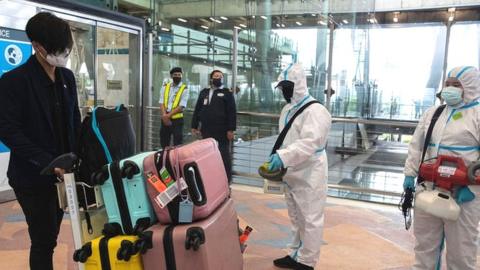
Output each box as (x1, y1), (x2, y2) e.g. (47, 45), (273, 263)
(393, 17), (398, 23)
(281, 23), (285, 28)
(276, 23), (280, 27)
(234, 26), (241, 30)
(296, 21), (302, 26)
(178, 18), (187, 23)
(220, 16), (228, 20)
(201, 25), (209, 29)
(161, 27), (170, 31)
(209, 17), (222, 23)
(261, 15), (267, 20)
(239, 24), (247, 28)
(311, 13), (316, 17)
(319, 20), (327, 25)
(252, 15), (255, 18)
(342, 19), (348, 24)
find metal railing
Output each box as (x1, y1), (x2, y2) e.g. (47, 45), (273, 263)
(144, 106), (415, 204)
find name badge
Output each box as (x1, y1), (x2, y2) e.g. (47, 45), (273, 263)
(217, 93), (224, 97)
(203, 98), (208, 105)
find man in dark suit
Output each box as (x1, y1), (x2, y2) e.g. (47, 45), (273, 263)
(0, 13), (80, 270)
(191, 70), (236, 183)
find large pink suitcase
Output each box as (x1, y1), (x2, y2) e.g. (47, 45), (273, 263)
(143, 138), (229, 224)
(142, 199), (243, 270)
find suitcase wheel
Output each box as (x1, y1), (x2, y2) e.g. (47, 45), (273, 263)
(92, 166), (109, 185)
(135, 230), (153, 254)
(135, 239), (147, 254)
(73, 243), (92, 263)
(185, 227), (205, 251)
(121, 161), (140, 179)
(117, 240), (135, 261)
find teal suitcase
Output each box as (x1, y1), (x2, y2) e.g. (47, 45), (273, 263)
(94, 151), (157, 234)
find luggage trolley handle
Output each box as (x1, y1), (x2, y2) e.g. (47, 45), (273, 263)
(41, 152), (79, 175)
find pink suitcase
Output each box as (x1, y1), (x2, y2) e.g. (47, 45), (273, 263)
(143, 138), (229, 224)
(142, 199), (243, 270)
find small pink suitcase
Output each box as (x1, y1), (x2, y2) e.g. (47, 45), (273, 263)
(142, 199), (243, 270)
(143, 138), (229, 224)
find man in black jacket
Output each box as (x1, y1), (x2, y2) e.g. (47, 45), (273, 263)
(0, 13), (80, 270)
(191, 70), (236, 183)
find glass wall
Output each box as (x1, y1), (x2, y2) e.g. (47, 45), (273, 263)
(144, 0), (480, 204)
(447, 22), (480, 72)
(331, 25), (446, 120)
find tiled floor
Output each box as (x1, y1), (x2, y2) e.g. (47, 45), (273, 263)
(0, 185), (460, 270)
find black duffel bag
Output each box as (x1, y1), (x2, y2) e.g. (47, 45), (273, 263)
(77, 104), (136, 185)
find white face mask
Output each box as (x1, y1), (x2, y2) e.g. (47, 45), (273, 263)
(45, 51), (69, 67)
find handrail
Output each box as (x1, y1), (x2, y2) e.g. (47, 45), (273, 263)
(144, 106), (418, 128)
(233, 172), (402, 197)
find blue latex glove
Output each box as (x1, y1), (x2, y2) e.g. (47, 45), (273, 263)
(456, 186), (475, 204)
(268, 154), (284, 171)
(403, 176), (415, 191)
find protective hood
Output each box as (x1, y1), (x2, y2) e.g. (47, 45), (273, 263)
(446, 66), (480, 104)
(277, 63), (308, 104)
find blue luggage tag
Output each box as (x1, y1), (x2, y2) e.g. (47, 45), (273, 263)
(178, 199), (194, 223)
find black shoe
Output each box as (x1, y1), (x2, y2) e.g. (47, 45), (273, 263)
(294, 262), (314, 270)
(273, 255), (297, 268)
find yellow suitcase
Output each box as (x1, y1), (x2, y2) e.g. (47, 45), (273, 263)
(74, 223), (152, 270)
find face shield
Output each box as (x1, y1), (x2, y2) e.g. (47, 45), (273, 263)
(275, 80), (295, 103)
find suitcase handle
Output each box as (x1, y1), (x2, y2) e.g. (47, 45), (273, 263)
(185, 227), (205, 251)
(187, 167), (203, 203)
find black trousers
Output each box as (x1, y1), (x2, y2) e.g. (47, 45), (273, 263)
(201, 130), (232, 184)
(218, 140), (233, 184)
(14, 185), (64, 270)
(160, 118), (184, 148)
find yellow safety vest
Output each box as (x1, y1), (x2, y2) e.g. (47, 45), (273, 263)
(163, 83), (187, 119)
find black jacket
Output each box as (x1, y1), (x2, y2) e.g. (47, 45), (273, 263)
(0, 56), (81, 188)
(191, 87), (236, 138)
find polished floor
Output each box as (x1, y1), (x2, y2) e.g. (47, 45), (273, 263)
(0, 185), (474, 270)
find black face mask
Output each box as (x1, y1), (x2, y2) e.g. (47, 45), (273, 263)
(277, 80), (294, 103)
(172, 77), (181, 84)
(212, 78), (223, 87)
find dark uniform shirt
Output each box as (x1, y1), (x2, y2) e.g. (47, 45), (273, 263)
(191, 87), (236, 142)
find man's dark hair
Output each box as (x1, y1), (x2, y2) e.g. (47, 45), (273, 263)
(26, 12), (73, 54)
(210, 70), (223, 79)
(170, 67), (183, 75)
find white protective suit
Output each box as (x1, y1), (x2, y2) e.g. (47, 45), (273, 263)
(276, 63), (332, 267)
(404, 66), (480, 270)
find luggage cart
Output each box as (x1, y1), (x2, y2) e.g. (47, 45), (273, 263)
(42, 153), (106, 270)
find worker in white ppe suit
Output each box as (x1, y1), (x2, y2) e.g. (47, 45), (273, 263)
(267, 63), (331, 270)
(404, 66), (480, 270)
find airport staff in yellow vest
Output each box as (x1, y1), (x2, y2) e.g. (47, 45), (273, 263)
(159, 67), (189, 148)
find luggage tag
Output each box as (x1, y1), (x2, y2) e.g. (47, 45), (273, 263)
(154, 177), (188, 209)
(160, 167), (175, 187)
(146, 171), (167, 193)
(178, 198), (194, 223)
(178, 183), (193, 223)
